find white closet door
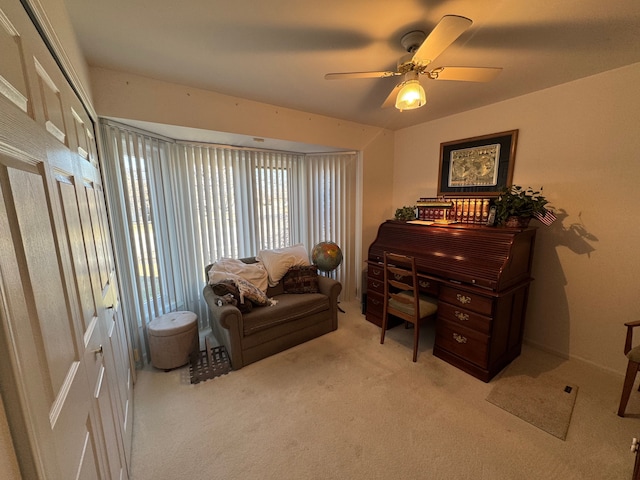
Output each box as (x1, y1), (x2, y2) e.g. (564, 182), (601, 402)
(0, 0), (132, 478)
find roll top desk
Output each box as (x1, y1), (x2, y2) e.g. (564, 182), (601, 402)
(366, 220), (537, 382)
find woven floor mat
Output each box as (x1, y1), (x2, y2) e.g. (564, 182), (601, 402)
(189, 339), (231, 384)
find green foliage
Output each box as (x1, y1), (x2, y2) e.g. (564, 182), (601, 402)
(394, 206), (417, 221)
(493, 185), (548, 225)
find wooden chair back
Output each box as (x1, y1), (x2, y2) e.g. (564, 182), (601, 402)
(380, 252), (437, 362)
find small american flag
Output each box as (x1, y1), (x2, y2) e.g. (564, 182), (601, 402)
(534, 209), (557, 226)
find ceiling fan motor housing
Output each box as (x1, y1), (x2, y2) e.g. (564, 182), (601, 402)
(400, 30), (426, 53)
(398, 30), (429, 73)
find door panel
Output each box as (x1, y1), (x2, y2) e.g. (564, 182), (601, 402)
(33, 57), (67, 145)
(0, 7), (30, 115)
(85, 316), (124, 480)
(50, 363), (99, 480)
(9, 167), (76, 395)
(58, 176), (96, 332)
(0, 160), (99, 478)
(85, 184), (109, 291)
(75, 418), (102, 480)
(0, 161), (58, 479)
(104, 303), (133, 465)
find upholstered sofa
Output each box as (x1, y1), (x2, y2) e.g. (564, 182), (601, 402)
(203, 257), (342, 369)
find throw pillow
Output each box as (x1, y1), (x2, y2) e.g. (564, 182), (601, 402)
(282, 266), (319, 294)
(257, 243), (311, 287)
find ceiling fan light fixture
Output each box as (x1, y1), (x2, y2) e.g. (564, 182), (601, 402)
(395, 78), (426, 111)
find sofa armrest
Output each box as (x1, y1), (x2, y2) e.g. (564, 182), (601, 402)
(202, 285), (239, 328)
(202, 284), (245, 368)
(317, 275), (342, 329)
(317, 275), (342, 300)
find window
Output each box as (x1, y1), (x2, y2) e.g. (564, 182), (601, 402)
(100, 119), (358, 365)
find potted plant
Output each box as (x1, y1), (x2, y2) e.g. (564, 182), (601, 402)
(493, 185), (549, 227)
(394, 206), (417, 221)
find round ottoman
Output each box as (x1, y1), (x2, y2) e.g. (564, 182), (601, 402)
(148, 311), (199, 371)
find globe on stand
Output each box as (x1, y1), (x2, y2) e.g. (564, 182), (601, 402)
(311, 241), (343, 276)
(312, 241), (344, 313)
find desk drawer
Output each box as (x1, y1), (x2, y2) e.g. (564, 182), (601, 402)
(367, 276), (384, 294)
(417, 275), (439, 296)
(367, 262), (384, 281)
(438, 302), (491, 334)
(436, 320), (489, 368)
(439, 286), (493, 316)
(376, 268), (439, 296)
(366, 291), (384, 317)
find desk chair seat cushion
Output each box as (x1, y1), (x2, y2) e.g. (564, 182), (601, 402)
(389, 291), (438, 318)
(628, 346), (640, 363)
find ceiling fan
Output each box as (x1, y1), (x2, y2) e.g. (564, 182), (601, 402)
(324, 15), (502, 111)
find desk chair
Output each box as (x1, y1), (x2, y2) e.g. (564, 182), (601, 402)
(380, 252), (438, 362)
(618, 320), (640, 417)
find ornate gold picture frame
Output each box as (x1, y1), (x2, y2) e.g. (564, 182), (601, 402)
(437, 130), (518, 197)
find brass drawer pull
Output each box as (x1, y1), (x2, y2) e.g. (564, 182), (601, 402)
(372, 268), (381, 276)
(453, 333), (467, 344)
(394, 273), (404, 281)
(454, 311), (469, 322)
(419, 280), (430, 288)
(371, 298), (381, 305)
(371, 281), (381, 288)
(456, 294), (471, 305)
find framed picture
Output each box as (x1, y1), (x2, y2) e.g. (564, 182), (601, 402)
(437, 129), (518, 197)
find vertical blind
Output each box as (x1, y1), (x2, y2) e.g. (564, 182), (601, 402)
(100, 119), (359, 365)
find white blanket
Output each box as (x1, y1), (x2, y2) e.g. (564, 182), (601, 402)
(208, 257), (269, 292)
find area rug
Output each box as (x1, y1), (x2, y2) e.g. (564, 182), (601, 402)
(189, 342), (231, 384)
(486, 362), (578, 440)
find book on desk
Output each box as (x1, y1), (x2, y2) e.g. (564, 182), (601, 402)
(416, 197), (492, 225)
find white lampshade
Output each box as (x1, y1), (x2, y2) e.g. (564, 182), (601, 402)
(395, 72), (426, 111)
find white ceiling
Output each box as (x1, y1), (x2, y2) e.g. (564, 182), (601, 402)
(64, 0), (640, 140)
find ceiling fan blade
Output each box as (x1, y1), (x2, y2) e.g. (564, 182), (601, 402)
(412, 15), (473, 66)
(381, 84), (402, 108)
(325, 71), (400, 80)
(430, 66), (502, 82)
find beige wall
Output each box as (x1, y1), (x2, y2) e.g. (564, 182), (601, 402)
(359, 130), (395, 267)
(394, 62), (640, 374)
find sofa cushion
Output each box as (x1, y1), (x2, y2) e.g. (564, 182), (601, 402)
(242, 293), (329, 336)
(266, 282), (285, 297)
(282, 265), (319, 293)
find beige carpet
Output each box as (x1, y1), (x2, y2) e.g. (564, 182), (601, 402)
(486, 360), (578, 440)
(130, 301), (639, 480)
